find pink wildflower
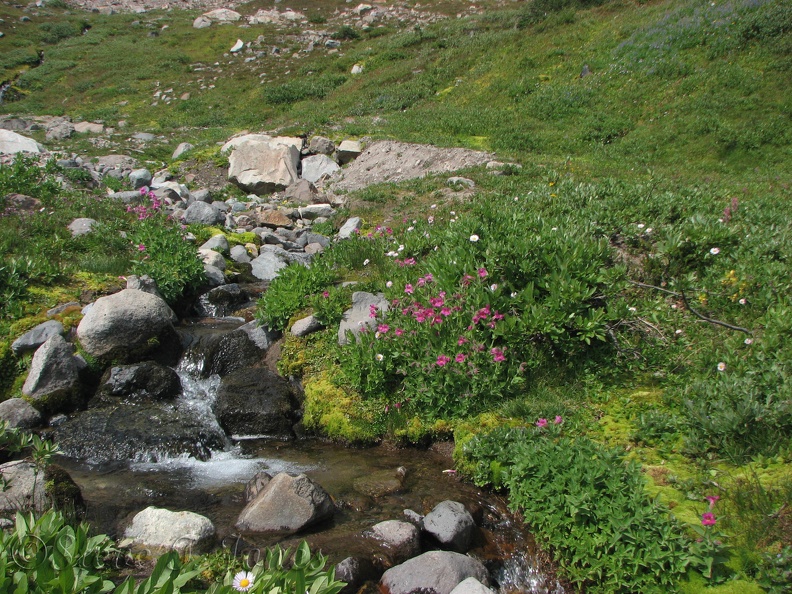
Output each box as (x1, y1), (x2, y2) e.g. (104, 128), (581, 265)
(137, 244), (146, 251)
(395, 328), (404, 337)
(701, 512), (717, 527)
(491, 347), (506, 362)
(478, 267), (488, 279)
(436, 355), (451, 367)
(322, 291), (329, 298)
(441, 307), (452, 317)
(705, 495), (720, 508)
(405, 284), (414, 294)
(536, 418), (548, 428)
(554, 415), (563, 425)
(455, 353), (466, 363)
(458, 336), (468, 346)
(377, 324), (390, 334)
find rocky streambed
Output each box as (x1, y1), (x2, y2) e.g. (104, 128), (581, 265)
(2, 290), (564, 593)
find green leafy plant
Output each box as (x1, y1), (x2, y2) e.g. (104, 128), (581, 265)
(256, 263), (336, 332)
(206, 541), (345, 594)
(465, 427), (690, 592)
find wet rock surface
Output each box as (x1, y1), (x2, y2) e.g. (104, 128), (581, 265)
(52, 403), (225, 464)
(214, 368), (299, 438)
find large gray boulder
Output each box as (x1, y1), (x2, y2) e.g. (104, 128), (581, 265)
(0, 130), (44, 154)
(184, 201), (223, 225)
(250, 251), (288, 281)
(301, 155), (340, 184)
(449, 578), (496, 594)
(11, 320), (64, 355)
(22, 335), (83, 414)
(0, 398), (42, 429)
(180, 328), (263, 378)
(199, 248), (226, 271)
(200, 234), (230, 255)
(380, 551), (490, 594)
(76, 289), (178, 361)
(94, 362), (181, 405)
(52, 403), (225, 463)
(68, 218), (96, 237)
(202, 8), (241, 22)
(297, 203), (335, 220)
(423, 501), (476, 553)
(283, 179), (321, 205)
(0, 462), (83, 513)
(338, 217), (362, 239)
(368, 520), (421, 565)
(238, 321), (279, 351)
(124, 507), (215, 554)
(129, 169), (153, 190)
(226, 136), (300, 194)
(214, 368), (298, 438)
(235, 473), (335, 533)
(336, 140), (362, 165)
(45, 119), (74, 141)
(338, 292), (389, 345)
(308, 136), (335, 155)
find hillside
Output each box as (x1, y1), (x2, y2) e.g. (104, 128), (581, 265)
(1, 0), (791, 592)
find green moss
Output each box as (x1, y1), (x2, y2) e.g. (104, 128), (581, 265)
(226, 232), (259, 247)
(302, 374), (378, 443)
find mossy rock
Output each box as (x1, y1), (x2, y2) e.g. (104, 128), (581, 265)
(302, 375), (379, 444)
(44, 464), (85, 513)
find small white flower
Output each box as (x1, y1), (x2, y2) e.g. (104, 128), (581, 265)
(407, 226), (414, 232)
(233, 571), (254, 592)
(628, 307), (637, 313)
(430, 204), (437, 209)
(450, 211), (456, 215)
(398, 244), (405, 252)
(717, 362), (726, 371)
(428, 216), (434, 224)
(513, 196), (519, 201)
(744, 338), (753, 345)
(434, 246), (439, 251)
(671, 304), (678, 309)
(710, 247), (720, 255)
(363, 259), (370, 266)
(490, 284), (498, 291)
(375, 332), (381, 339)
(675, 329), (683, 335)
(551, 227), (558, 231)
(739, 298), (746, 305)
(376, 353), (384, 361)
(386, 281), (393, 288)
(469, 234), (479, 242)
(645, 228), (653, 234)
(510, 291), (518, 298)
(637, 223), (645, 229)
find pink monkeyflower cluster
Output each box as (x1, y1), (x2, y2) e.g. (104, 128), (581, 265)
(490, 347), (506, 362)
(701, 494), (720, 527)
(395, 257), (417, 267)
(127, 189), (163, 221)
(369, 304), (379, 319)
(536, 416), (563, 428)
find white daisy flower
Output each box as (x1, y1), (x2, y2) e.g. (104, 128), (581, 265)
(469, 234), (479, 242)
(233, 571), (254, 592)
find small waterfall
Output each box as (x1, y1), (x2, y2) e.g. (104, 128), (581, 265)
(494, 550), (565, 594)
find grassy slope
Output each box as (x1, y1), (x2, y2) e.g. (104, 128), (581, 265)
(1, 0), (791, 591)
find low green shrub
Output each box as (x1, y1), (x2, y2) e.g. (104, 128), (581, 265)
(128, 215), (205, 305)
(256, 263), (337, 332)
(465, 427), (691, 592)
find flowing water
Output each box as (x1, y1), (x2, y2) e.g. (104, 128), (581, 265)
(56, 319), (565, 594)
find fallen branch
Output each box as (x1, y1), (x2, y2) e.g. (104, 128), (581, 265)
(629, 280), (752, 335)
